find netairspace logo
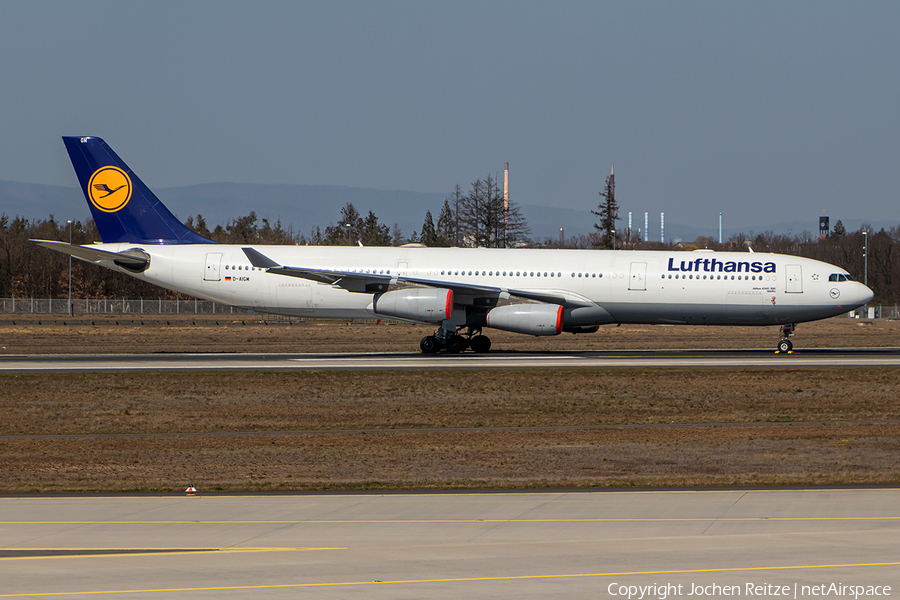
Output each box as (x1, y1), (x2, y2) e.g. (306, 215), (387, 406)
(606, 582), (891, 599)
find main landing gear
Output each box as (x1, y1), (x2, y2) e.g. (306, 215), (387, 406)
(420, 327), (492, 354)
(776, 323), (796, 354)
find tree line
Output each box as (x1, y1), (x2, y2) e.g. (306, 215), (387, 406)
(3, 182), (900, 304)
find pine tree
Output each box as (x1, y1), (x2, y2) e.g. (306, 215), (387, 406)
(592, 169), (618, 249)
(420, 210), (437, 246)
(832, 220), (847, 238)
(435, 200), (455, 247)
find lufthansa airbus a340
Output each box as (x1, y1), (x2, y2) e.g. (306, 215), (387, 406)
(33, 136), (873, 354)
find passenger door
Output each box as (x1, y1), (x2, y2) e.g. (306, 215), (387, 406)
(629, 262), (647, 291)
(203, 253), (222, 281)
(785, 264), (802, 293)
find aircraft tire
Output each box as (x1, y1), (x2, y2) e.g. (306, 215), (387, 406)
(777, 339), (792, 353)
(445, 335), (467, 354)
(470, 335), (491, 353)
(420, 336), (440, 354)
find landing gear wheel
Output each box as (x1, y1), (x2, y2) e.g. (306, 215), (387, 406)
(469, 335), (492, 353)
(445, 335), (468, 354)
(420, 336), (440, 354)
(777, 339), (792, 353)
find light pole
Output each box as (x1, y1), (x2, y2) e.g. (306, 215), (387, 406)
(66, 219), (74, 316)
(863, 230), (869, 318)
(862, 230), (868, 287)
(345, 223), (351, 246)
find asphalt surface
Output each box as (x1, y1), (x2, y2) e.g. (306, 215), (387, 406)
(3, 347), (900, 372)
(0, 489), (897, 598)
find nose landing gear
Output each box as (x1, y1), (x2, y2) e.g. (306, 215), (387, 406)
(776, 323), (796, 354)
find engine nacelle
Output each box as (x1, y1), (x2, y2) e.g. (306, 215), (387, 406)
(486, 304), (563, 336)
(367, 288), (453, 323)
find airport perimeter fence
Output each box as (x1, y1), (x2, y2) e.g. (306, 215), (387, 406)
(0, 298), (255, 316)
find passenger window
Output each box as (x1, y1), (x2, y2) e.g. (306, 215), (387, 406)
(225, 265), (229, 270)
(530, 272), (534, 277)
(578, 273), (582, 278)
(551, 272), (555, 277)
(517, 271), (521, 276)
(544, 272), (548, 277)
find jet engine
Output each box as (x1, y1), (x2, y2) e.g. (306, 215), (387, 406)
(367, 288), (453, 323)
(486, 304), (563, 336)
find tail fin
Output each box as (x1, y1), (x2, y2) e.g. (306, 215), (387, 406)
(63, 136), (213, 244)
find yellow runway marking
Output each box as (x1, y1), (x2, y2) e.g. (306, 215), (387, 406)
(0, 561), (897, 597)
(1, 516), (898, 524)
(0, 547), (344, 561)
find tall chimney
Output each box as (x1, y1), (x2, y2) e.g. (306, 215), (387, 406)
(503, 162), (509, 247)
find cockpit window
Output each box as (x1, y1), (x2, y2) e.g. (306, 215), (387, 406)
(829, 274), (838, 282)
(844, 274), (855, 281)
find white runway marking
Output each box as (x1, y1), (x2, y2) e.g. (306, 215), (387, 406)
(3, 350), (900, 372)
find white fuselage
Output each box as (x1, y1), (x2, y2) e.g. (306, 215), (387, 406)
(85, 244), (873, 329)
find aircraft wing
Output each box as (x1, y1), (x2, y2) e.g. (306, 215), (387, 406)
(242, 248), (593, 307)
(31, 240), (150, 271)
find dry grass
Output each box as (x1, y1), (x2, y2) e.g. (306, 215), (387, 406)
(1, 365), (899, 492)
(1, 314), (898, 354)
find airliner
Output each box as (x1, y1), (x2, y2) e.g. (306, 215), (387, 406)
(33, 136), (873, 354)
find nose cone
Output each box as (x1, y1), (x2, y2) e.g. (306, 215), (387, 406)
(858, 283), (874, 306)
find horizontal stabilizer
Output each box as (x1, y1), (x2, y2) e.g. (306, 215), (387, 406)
(31, 239), (150, 272)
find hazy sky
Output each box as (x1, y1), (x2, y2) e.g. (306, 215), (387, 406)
(1, 1), (897, 230)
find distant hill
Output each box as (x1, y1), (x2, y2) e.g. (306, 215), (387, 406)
(2, 179), (895, 244)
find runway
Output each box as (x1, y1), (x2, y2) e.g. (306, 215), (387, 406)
(2, 347), (900, 372)
(0, 489), (897, 598)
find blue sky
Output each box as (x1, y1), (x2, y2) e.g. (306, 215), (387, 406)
(1, 1), (897, 231)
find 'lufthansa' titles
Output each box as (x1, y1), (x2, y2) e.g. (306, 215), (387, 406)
(667, 257), (776, 274)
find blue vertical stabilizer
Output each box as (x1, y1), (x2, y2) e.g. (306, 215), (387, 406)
(62, 136), (214, 244)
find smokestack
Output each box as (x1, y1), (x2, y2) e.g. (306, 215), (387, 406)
(503, 162), (509, 247)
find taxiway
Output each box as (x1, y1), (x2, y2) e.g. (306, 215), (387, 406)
(0, 489), (897, 598)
